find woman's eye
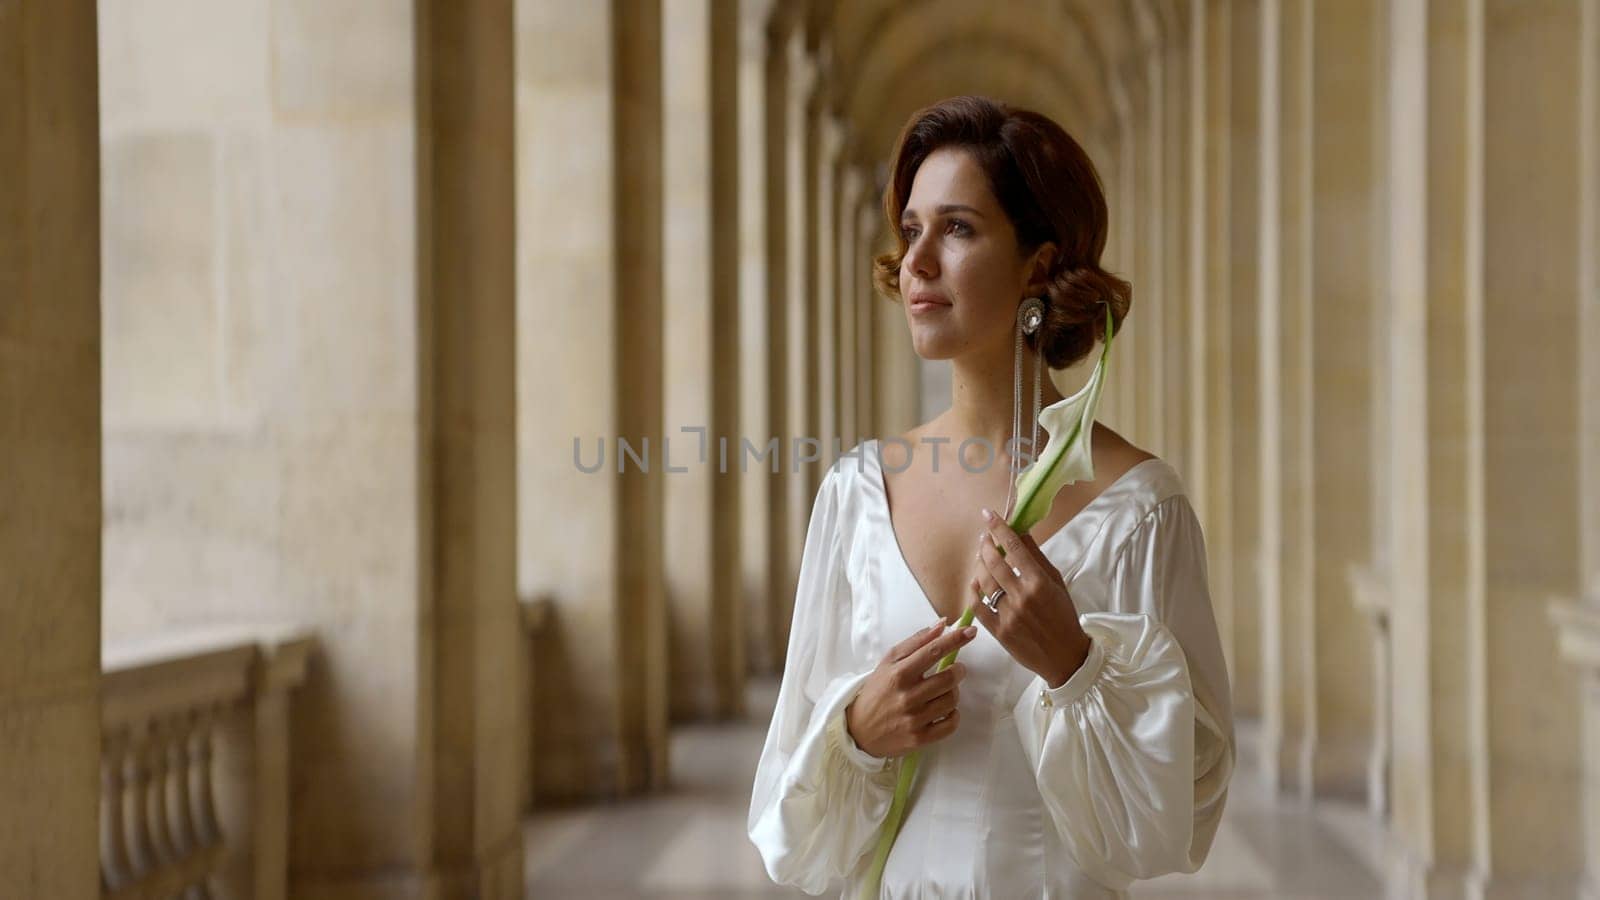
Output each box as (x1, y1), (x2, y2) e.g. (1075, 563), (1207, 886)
(902, 221), (968, 242)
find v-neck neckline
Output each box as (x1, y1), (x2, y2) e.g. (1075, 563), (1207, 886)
(867, 437), (1157, 617)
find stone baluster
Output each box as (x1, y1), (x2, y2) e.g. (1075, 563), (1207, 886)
(165, 715), (199, 861)
(190, 707), (223, 855)
(100, 733), (135, 893)
(122, 724), (158, 882)
(143, 720), (179, 871)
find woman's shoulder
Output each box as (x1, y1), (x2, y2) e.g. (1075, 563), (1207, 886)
(817, 437), (884, 509)
(1069, 426), (1194, 560)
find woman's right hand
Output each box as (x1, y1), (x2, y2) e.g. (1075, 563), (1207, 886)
(844, 619), (976, 758)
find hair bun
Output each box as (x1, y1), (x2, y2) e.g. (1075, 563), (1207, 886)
(1033, 265), (1132, 369)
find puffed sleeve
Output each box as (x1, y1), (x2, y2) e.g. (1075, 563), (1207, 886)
(748, 463), (898, 895)
(1012, 494), (1235, 890)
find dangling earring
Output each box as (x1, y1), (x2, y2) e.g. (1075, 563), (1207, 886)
(1002, 296), (1047, 520)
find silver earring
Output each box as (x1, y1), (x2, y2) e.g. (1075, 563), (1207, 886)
(1020, 297), (1045, 336)
(1003, 297), (1047, 519)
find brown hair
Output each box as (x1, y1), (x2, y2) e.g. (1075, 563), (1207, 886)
(872, 95), (1131, 370)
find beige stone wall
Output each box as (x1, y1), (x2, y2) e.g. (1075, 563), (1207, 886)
(97, 1), (434, 890)
(98, 0), (524, 893)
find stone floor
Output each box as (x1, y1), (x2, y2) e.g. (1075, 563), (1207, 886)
(524, 681), (1386, 899)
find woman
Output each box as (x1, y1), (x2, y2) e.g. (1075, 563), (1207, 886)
(748, 96), (1234, 899)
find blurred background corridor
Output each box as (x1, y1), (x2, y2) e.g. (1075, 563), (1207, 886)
(2, 0), (1597, 898)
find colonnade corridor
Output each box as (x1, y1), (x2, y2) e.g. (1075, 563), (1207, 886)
(4, 0), (1599, 898)
(523, 683), (1383, 899)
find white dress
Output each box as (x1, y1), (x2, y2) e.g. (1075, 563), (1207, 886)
(748, 438), (1235, 899)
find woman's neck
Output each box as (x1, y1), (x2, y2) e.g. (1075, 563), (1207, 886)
(943, 346), (1064, 459)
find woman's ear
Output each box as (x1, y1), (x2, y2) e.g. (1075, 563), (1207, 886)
(1022, 242), (1058, 297)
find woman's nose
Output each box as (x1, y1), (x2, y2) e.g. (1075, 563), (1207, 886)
(905, 236), (937, 279)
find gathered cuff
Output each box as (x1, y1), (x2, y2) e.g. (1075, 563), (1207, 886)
(1039, 635), (1108, 709)
(827, 704), (892, 773)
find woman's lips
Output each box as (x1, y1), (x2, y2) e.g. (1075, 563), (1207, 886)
(908, 293), (950, 313)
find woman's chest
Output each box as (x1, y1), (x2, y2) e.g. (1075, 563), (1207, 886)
(844, 525), (1081, 713)
(884, 486), (1087, 624)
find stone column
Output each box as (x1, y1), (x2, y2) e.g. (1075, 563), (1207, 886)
(416, 2), (525, 892)
(760, 14), (795, 670)
(518, 0), (669, 798)
(1103, 99), (1136, 434)
(738, 6), (775, 676)
(614, 0), (670, 792)
(856, 187), (885, 442)
(0, 3), (101, 897)
(1226, 0), (1265, 724)
(814, 108), (840, 472)
(1478, 0), (1585, 892)
(1183, 0), (1210, 524)
(1256, 0), (1317, 798)
(1307, 0), (1379, 800)
(837, 162), (865, 452)
(1381, 2), (1484, 890)
(97, 1), (448, 891)
(1192, 0), (1238, 676)
(663, 0), (744, 722)
(707, 0), (744, 717)
(1126, 66), (1152, 448)
(1145, 5), (1175, 462)
(1551, 2), (1600, 894)
(1161, 10), (1192, 474)
(780, 26), (819, 657)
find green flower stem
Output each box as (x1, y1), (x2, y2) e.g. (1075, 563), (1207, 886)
(856, 304), (1115, 900)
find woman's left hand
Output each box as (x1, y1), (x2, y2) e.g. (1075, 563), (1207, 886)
(969, 507), (1093, 688)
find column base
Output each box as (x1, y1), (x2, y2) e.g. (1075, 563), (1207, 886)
(1312, 734), (1375, 802)
(1383, 841), (1485, 900)
(1263, 728), (1316, 802)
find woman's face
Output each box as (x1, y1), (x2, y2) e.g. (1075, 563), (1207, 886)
(897, 146), (1050, 361)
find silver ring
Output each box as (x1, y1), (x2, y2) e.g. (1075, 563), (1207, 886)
(982, 587), (1006, 613)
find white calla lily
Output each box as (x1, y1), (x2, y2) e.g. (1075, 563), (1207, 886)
(1007, 301), (1114, 534)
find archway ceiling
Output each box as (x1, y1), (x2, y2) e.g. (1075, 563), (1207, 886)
(846, 37), (1086, 168)
(811, 0), (1179, 169)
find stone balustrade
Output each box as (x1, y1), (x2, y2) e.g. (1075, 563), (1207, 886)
(100, 627), (312, 900)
